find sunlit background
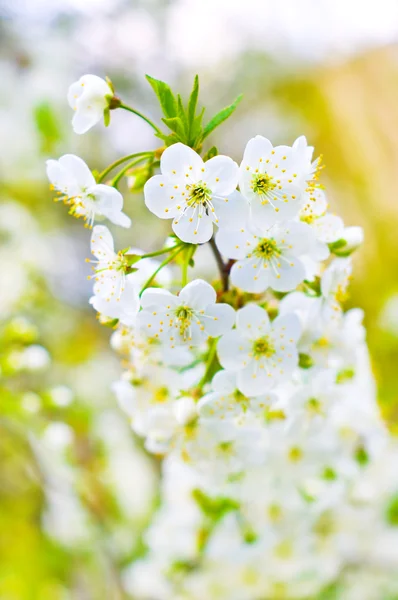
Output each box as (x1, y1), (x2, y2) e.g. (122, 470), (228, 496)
(2, 0), (398, 597)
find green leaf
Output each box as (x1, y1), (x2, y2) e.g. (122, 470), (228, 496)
(146, 74), (177, 118)
(203, 146), (218, 161)
(33, 101), (62, 153)
(187, 75), (199, 127)
(162, 116), (186, 139)
(189, 107), (205, 148)
(202, 94), (243, 141)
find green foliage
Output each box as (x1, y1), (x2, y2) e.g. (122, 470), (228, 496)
(192, 488), (239, 521)
(33, 101), (62, 153)
(336, 368), (355, 383)
(203, 145), (219, 161)
(201, 94), (243, 141)
(146, 74), (242, 150)
(386, 493), (398, 526)
(354, 444), (369, 467)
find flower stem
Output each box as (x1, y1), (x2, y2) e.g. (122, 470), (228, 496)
(198, 338), (218, 390)
(209, 237), (229, 291)
(181, 244), (197, 287)
(139, 246), (184, 296)
(97, 152), (153, 183)
(140, 243), (184, 260)
(118, 103), (162, 135)
(111, 155), (153, 188)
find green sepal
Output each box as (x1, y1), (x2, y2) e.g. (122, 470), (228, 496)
(328, 238), (357, 257)
(299, 353), (314, 369)
(103, 107), (111, 127)
(202, 94), (243, 141)
(105, 75), (115, 94)
(125, 254), (142, 266)
(303, 277), (322, 297)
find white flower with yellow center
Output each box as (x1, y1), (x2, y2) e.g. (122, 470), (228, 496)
(137, 279), (235, 348)
(217, 304), (301, 396)
(144, 143), (248, 243)
(320, 258), (352, 318)
(46, 154), (131, 228)
(67, 74), (113, 134)
(88, 225), (139, 302)
(198, 370), (277, 421)
(239, 135), (318, 228)
(300, 188), (344, 260)
(216, 220), (314, 293)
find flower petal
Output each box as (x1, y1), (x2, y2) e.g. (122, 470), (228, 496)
(217, 331), (251, 370)
(204, 155), (238, 196)
(236, 304), (270, 338)
(111, 380), (136, 417)
(144, 174), (184, 219)
(91, 225), (115, 259)
(160, 143), (204, 180)
(140, 288), (178, 310)
(72, 110), (100, 135)
(172, 207), (213, 244)
(230, 258), (271, 293)
(241, 135), (273, 166)
(211, 370), (237, 393)
(107, 211), (131, 228)
(268, 257), (306, 293)
(58, 154), (95, 189)
(179, 279), (216, 309)
(200, 303), (235, 337)
(216, 227), (252, 260)
(271, 313), (301, 344)
(314, 214), (344, 243)
(237, 362), (271, 396)
(212, 190), (249, 232)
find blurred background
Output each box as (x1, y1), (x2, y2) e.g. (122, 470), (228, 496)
(1, 0), (398, 597)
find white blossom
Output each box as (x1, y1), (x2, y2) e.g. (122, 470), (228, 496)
(198, 370), (277, 422)
(299, 188), (344, 260)
(216, 220), (314, 293)
(217, 304), (301, 396)
(238, 135), (319, 228)
(144, 143), (248, 243)
(47, 154), (131, 228)
(137, 279), (235, 348)
(67, 74), (113, 134)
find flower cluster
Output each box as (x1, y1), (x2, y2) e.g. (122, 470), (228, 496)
(47, 73), (398, 600)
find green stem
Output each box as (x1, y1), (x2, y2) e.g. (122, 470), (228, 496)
(111, 154), (153, 188)
(140, 246), (184, 296)
(119, 103), (162, 135)
(97, 152), (152, 183)
(198, 338), (218, 390)
(181, 244), (196, 287)
(140, 243), (184, 260)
